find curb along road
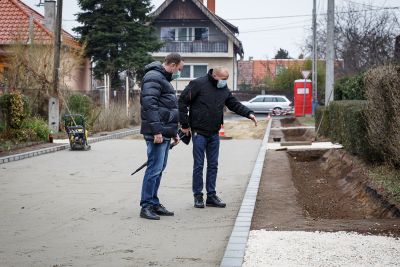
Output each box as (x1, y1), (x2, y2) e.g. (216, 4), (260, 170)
(0, 128), (139, 165)
(220, 119), (272, 267)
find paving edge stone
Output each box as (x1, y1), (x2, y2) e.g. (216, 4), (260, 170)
(0, 128), (139, 165)
(219, 119), (272, 267)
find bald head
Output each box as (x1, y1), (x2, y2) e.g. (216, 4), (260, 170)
(212, 66), (229, 80)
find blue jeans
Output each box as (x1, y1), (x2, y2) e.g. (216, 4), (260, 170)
(140, 139), (171, 208)
(192, 132), (220, 196)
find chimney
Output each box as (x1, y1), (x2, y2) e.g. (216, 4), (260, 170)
(207, 0), (215, 13)
(44, 0), (56, 32)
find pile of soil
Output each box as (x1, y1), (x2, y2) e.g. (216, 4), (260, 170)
(222, 120), (267, 139)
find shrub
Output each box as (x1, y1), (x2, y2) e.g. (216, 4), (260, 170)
(0, 91), (28, 129)
(0, 128), (37, 142)
(334, 73), (365, 100)
(21, 117), (50, 141)
(364, 65), (400, 167)
(315, 100), (378, 161)
(66, 93), (93, 119)
(92, 103), (130, 132)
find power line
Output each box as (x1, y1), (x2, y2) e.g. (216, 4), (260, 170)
(225, 6), (400, 21)
(340, 0), (387, 9)
(240, 19), (311, 32)
(240, 24), (309, 34)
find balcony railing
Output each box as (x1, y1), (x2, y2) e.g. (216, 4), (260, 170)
(158, 41), (228, 53)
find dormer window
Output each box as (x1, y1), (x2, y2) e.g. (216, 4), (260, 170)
(161, 27), (209, 41)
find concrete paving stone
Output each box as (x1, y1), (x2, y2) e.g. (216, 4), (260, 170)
(235, 221), (251, 228)
(224, 249), (245, 259)
(233, 226), (250, 232)
(226, 243), (247, 251)
(231, 231), (249, 238)
(236, 217), (252, 223)
(228, 236), (249, 244)
(220, 257), (243, 267)
(238, 210), (253, 215)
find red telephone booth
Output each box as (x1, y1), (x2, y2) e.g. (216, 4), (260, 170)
(294, 79), (313, 117)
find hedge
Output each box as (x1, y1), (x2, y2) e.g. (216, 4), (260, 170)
(315, 100), (379, 162)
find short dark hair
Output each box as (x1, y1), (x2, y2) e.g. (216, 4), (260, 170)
(164, 53), (183, 65)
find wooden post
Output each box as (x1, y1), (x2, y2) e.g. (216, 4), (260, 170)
(126, 76), (129, 117)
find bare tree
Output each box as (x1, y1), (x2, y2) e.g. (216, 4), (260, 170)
(1, 40), (85, 116)
(306, 3), (400, 76)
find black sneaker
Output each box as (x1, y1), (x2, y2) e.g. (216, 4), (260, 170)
(206, 194), (226, 208)
(140, 206), (160, 220)
(194, 194), (205, 208)
(153, 204), (174, 216)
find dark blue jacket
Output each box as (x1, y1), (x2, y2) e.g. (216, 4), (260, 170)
(140, 61), (179, 138)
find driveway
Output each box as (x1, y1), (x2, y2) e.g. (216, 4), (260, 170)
(0, 137), (261, 266)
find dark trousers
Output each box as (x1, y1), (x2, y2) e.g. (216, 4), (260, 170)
(140, 139), (170, 208)
(192, 132), (220, 196)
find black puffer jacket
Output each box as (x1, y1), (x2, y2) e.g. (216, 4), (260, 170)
(140, 61), (179, 138)
(179, 69), (254, 137)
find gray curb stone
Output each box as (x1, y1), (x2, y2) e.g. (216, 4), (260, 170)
(0, 128), (139, 165)
(220, 119), (272, 267)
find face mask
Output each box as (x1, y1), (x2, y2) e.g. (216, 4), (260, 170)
(171, 70), (181, 80)
(217, 79), (227, 88)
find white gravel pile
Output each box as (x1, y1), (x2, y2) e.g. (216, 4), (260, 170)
(243, 230), (400, 267)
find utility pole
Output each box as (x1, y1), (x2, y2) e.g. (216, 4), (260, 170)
(325, 0), (335, 105)
(52, 0), (63, 95)
(312, 0), (317, 114)
(48, 0), (62, 134)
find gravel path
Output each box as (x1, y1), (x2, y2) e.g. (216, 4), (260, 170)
(243, 230), (400, 267)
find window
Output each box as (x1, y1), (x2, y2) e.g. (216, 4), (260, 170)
(161, 27), (208, 41)
(265, 97), (275, 102)
(178, 28), (193, 41)
(275, 97), (286, 102)
(193, 65), (207, 78)
(251, 97), (264, 103)
(275, 64), (286, 75)
(178, 64), (208, 79)
(181, 65), (191, 78)
(161, 28), (175, 41)
(194, 28), (209, 41)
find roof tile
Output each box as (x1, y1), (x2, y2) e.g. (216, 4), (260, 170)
(0, 0), (79, 47)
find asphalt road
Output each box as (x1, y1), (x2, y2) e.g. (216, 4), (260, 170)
(0, 137), (261, 266)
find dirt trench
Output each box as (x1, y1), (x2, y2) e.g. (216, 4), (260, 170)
(252, 117), (400, 236)
(288, 149), (400, 220)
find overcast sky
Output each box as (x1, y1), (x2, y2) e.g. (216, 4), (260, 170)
(23, 0), (399, 59)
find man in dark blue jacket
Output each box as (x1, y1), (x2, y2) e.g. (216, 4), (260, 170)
(139, 53), (184, 220)
(179, 66), (257, 209)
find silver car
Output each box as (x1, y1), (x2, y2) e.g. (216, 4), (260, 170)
(241, 95), (292, 115)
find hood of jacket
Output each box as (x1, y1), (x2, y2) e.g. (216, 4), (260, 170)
(144, 61), (173, 81)
(207, 69), (219, 87)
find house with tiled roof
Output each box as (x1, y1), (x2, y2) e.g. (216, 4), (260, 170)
(0, 0), (90, 92)
(238, 59), (310, 88)
(151, 0), (244, 91)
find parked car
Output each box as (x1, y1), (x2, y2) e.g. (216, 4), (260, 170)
(240, 95), (293, 115)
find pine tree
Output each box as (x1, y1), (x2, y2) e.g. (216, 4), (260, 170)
(274, 48), (290, 59)
(74, 0), (162, 88)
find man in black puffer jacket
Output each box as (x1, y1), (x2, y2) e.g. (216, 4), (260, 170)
(179, 66), (258, 209)
(139, 53), (184, 220)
